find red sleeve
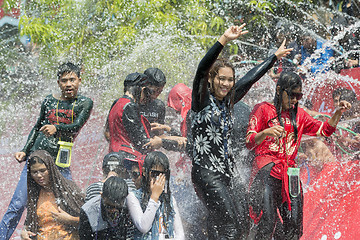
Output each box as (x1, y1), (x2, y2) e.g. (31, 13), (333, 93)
(301, 108), (336, 137)
(246, 103), (266, 150)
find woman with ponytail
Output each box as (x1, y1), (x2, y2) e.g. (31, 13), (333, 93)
(246, 72), (351, 239)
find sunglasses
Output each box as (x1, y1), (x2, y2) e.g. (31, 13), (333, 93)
(150, 170), (167, 178)
(287, 91), (303, 100)
(131, 171), (141, 179)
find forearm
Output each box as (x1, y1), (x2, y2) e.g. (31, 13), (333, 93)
(254, 131), (268, 145)
(234, 55), (277, 103)
(328, 110), (343, 127)
(64, 216), (80, 227)
(127, 193), (160, 233)
(21, 128), (39, 154)
(192, 41), (223, 111)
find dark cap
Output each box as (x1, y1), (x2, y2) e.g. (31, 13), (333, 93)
(102, 152), (126, 171)
(124, 72), (149, 87)
(144, 68), (166, 87)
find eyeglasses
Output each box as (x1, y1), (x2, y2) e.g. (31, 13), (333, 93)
(150, 170), (166, 178)
(131, 171), (141, 179)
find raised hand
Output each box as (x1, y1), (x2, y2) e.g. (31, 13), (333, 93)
(150, 173), (166, 202)
(274, 39), (293, 60)
(337, 100), (351, 113)
(219, 24), (248, 45)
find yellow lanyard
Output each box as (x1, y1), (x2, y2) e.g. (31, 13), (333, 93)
(56, 99), (76, 142)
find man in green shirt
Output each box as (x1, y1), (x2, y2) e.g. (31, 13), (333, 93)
(0, 62), (93, 240)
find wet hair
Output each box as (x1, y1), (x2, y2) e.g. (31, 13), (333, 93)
(28, 156), (46, 167)
(332, 87), (345, 100)
(141, 151), (172, 227)
(208, 58), (236, 108)
(339, 88), (357, 105)
(144, 68), (166, 87)
(123, 73), (152, 103)
(57, 62), (81, 79)
(102, 176), (128, 205)
(272, 72), (302, 141)
(102, 152), (126, 177)
(25, 150), (84, 233)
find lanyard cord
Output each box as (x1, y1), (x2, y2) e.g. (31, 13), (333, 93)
(56, 99), (76, 142)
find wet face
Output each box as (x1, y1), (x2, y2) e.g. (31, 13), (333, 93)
(333, 95), (340, 109)
(209, 67), (235, 101)
(148, 85), (164, 101)
(30, 162), (50, 188)
(302, 36), (316, 51)
(102, 196), (125, 222)
(281, 86), (303, 110)
(139, 86), (160, 104)
(57, 72), (81, 100)
(131, 165), (141, 189)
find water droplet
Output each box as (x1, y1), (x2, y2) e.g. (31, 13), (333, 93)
(334, 232), (341, 239)
(321, 235), (328, 240)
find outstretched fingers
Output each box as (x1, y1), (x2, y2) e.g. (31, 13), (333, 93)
(275, 39), (293, 60)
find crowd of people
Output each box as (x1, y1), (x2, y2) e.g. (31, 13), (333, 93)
(0, 22), (358, 240)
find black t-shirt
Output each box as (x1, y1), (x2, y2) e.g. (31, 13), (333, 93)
(139, 99), (165, 124)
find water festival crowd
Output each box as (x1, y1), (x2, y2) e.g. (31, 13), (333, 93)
(0, 17), (359, 240)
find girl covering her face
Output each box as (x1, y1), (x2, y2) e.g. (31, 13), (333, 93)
(127, 151), (185, 240)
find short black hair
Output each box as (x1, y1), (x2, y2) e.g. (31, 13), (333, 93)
(57, 62), (81, 79)
(102, 176), (128, 205)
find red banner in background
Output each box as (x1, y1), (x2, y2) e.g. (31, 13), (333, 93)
(301, 160), (360, 240)
(310, 68), (360, 114)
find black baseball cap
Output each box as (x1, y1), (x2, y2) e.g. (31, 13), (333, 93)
(102, 152), (126, 171)
(124, 72), (149, 87)
(144, 68), (166, 87)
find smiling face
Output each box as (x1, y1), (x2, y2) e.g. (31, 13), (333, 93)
(57, 72), (81, 100)
(30, 162), (50, 189)
(209, 67), (235, 101)
(281, 86), (303, 110)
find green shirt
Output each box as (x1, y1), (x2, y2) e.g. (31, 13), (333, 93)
(22, 94), (93, 160)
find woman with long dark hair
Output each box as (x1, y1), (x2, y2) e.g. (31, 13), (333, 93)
(126, 151), (184, 240)
(246, 72), (351, 239)
(190, 24), (292, 239)
(20, 150), (84, 240)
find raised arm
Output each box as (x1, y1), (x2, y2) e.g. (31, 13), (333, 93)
(192, 25), (248, 112)
(234, 39), (293, 103)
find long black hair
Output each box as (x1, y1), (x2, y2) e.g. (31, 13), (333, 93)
(208, 58), (236, 110)
(271, 72), (302, 141)
(140, 151), (172, 227)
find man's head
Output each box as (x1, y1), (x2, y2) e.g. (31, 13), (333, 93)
(101, 176), (128, 226)
(123, 72), (155, 104)
(144, 68), (166, 101)
(102, 152), (128, 179)
(57, 62), (81, 100)
(301, 33), (316, 52)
